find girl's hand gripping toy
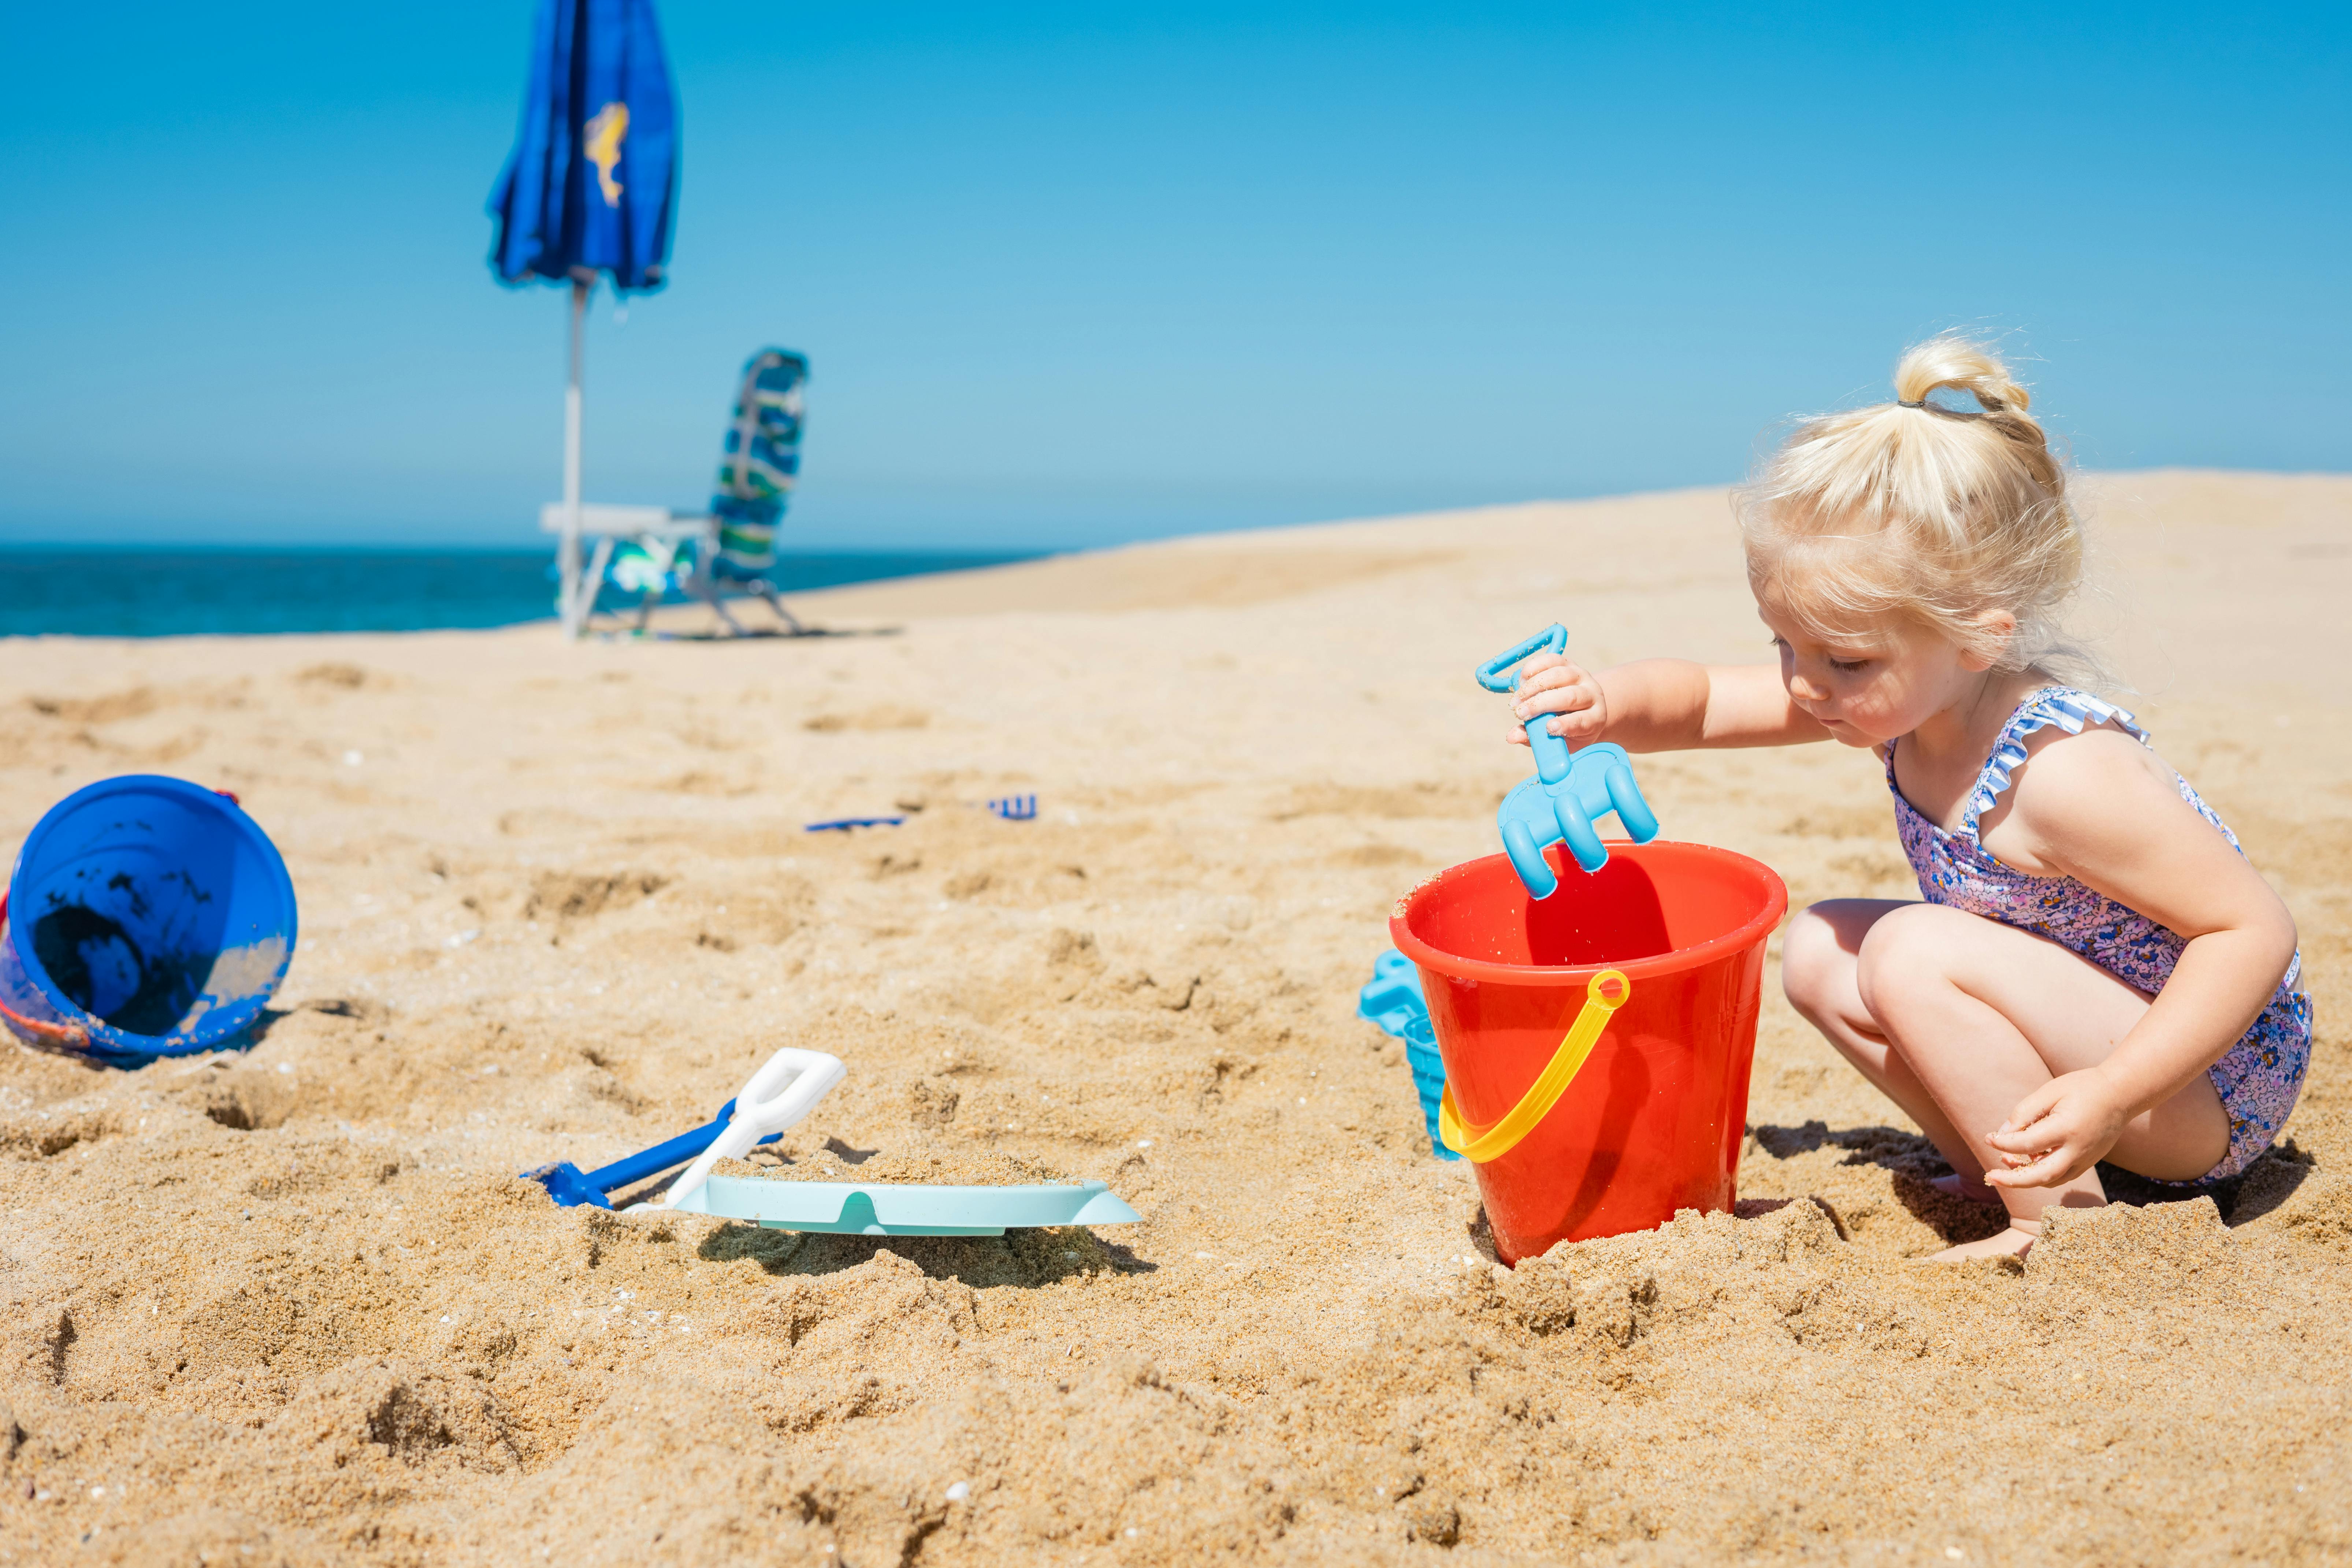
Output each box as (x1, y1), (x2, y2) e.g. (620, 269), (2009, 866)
(1478, 624), (1661, 898)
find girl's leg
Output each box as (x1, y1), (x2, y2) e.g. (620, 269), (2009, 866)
(1854, 903), (2232, 1259)
(1782, 900), (1999, 1196)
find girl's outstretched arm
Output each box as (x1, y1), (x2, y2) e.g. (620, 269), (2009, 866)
(1980, 730), (2301, 1189)
(1506, 656), (1830, 753)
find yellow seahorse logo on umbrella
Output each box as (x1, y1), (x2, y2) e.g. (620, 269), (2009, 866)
(583, 102), (628, 207)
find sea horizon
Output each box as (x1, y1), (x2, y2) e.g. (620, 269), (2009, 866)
(0, 544), (1047, 639)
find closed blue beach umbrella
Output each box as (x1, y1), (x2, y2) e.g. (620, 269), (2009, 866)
(487, 0), (679, 638)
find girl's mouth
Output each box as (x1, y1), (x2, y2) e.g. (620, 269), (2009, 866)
(1809, 711), (1877, 744)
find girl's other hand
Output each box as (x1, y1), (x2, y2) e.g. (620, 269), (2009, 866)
(1980, 1068), (2133, 1190)
(1506, 654), (1609, 747)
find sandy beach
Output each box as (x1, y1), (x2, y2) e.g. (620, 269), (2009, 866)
(1, 468), (2347, 1566)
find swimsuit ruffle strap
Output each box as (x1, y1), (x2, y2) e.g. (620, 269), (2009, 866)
(1963, 688), (2145, 834)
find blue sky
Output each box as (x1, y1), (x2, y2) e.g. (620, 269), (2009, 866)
(2, 2), (2344, 549)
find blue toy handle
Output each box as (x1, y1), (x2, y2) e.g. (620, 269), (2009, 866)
(1475, 624), (1567, 694)
(1522, 714), (1573, 785)
(581, 1097), (783, 1192)
(528, 1098), (787, 1209)
(1486, 624), (1577, 783)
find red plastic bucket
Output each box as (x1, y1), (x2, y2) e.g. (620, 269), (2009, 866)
(1390, 840), (1787, 1263)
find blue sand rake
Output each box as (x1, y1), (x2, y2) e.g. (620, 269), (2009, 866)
(528, 1045), (1141, 1236)
(1476, 624), (1662, 898)
(805, 795), (1040, 833)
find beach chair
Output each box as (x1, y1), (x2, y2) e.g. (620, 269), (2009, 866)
(545, 348), (811, 636)
(691, 348), (810, 635)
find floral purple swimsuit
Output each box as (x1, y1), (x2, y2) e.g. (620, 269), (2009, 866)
(1888, 687), (2311, 1183)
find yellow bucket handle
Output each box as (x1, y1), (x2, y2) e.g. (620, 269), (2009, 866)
(1438, 969), (1631, 1164)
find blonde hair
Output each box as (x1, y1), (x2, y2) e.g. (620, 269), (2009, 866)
(1740, 334), (2099, 680)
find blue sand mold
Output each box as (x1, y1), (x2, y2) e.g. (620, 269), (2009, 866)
(670, 1176), (1140, 1234)
(1357, 949), (1459, 1160)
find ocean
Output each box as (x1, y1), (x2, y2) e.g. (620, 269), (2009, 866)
(0, 547), (1043, 639)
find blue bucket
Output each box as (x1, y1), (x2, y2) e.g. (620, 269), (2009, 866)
(0, 776), (298, 1064)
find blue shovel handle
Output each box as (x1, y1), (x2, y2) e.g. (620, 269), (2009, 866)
(528, 1098), (784, 1210)
(1475, 623), (1568, 693)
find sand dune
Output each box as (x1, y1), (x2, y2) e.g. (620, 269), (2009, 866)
(0, 469), (2346, 1565)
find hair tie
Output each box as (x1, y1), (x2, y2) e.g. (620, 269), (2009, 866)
(1896, 398), (1926, 409)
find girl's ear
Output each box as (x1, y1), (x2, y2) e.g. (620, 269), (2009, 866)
(1959, 609), (2019, 672)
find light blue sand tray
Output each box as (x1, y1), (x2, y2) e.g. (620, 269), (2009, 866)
(668, 1175), (1142, 1236)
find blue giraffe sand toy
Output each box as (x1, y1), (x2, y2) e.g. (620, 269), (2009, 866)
(1356, 951), (1459, 1160)
(1356, 948), (1428, 1037)
(1476, 624), (1661, 899)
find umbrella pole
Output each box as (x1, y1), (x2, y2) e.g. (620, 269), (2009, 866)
(561, 276), (588, 640)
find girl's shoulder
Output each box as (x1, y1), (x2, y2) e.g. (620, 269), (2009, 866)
(1966, 686), (2164, 851)
(1989, 687), (2146, 774)
(1980, 690), (2179, 849)
(1974, 687), (2142, 800)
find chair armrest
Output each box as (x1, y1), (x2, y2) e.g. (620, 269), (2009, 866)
(540, 504), (714, 540)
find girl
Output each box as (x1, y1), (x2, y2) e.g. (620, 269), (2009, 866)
(1507, 336), (2310, 1260)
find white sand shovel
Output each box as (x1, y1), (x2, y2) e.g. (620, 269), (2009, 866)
(641, 1047), (846, 1214)
(592, 1044), (1139, 1238)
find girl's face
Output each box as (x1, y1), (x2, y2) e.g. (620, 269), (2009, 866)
(1754, 588), (1991, 746)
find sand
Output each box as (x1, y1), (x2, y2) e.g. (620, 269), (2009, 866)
(0, 468), (2347, 1566)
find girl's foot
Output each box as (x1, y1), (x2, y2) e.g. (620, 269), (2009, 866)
(1928, 1172), (2002, 1206)
(1923, 1218), (2040, 1262)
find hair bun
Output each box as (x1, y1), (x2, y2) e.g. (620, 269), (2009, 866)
(1894, 334), (2031, 414)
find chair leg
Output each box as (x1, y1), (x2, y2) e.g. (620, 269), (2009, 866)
(577, 536), (617, 633)
(705, 584), (750, 637)
(757, 583), (805, 634)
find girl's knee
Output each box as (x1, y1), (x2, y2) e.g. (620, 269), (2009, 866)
(1854, 903), (1969, 1017)
(1781, 900), (1894, 1021)
(1780, 904), (1852, 1011)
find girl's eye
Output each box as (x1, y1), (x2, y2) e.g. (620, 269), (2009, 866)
(1828, 657), (1870, 673)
